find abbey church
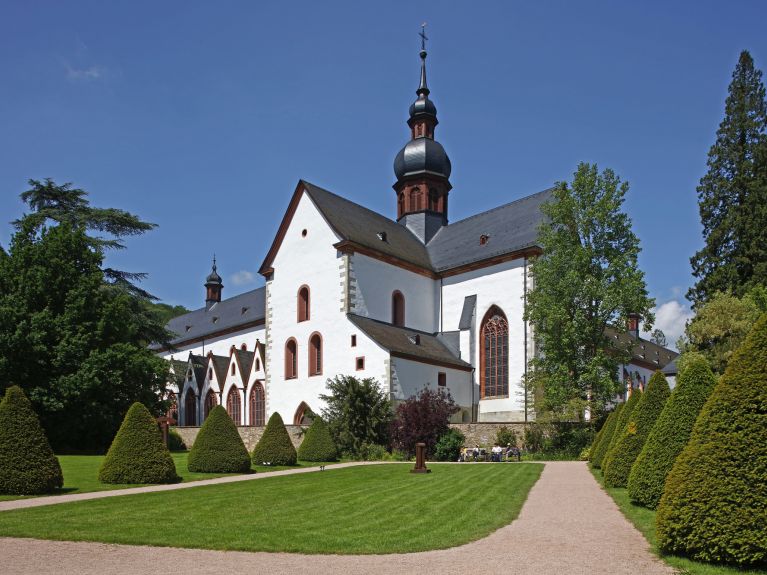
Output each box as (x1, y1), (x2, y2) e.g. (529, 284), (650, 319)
(156, 41), (676, 428)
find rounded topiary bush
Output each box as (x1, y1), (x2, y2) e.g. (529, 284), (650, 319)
(590, 403), (624, 469)
(627, 355), (716, 508)
(297, 416), (338, 462)
(656, 315), (767, 567)
(98, 402), (179, 484)
(604, 372), (670, 488)
(252, 412), (297, 466)
(188, 405), (251, 473)
(600, 388), (642, 474)
(0, 386), (63, 495)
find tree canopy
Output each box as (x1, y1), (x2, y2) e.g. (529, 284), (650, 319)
(525, 163), (654, 418)
(689, 51), (767, 305)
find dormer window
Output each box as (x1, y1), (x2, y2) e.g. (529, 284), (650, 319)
(377, 231), (387, 242)
(212, 316), (219, 324)
(409, 334), (421, 345)
(241, 307), (249, 315)
(185, 325), (192, 332)
(479, 234), (489, 246)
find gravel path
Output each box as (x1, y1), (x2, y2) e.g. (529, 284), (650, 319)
(0, 461), (673, 574)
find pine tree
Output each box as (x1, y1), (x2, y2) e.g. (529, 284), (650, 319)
(689, 51), (767, 305)
(628, 354), (716, 509)
(0, 386), (63, 495)
(603, 372), (670, 488)
(656, 315), (767, 566)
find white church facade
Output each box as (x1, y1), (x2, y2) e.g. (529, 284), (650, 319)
(156, 43), (676, 428)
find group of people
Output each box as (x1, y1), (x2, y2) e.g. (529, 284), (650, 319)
(458, 443), (521, 462)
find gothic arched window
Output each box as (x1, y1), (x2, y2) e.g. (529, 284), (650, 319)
(226, 388), (241, 425)
(309, 332), (322, 376)
(285, 338), (298, 379)
(250, 382), (265, 426)
(204, 389), (217, 420)
(480, 306), (509, 398)
(410, 187), (422, 211)
(297, 286), (310, 322)
(184, 390), (197, 426)
(392, 291), (405, 327)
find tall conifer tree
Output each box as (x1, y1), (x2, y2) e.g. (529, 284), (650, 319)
(689, 51), (767, 305)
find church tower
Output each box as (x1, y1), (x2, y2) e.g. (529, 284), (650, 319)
(393, 26), (452, 244)
(204, 256), (223, 310)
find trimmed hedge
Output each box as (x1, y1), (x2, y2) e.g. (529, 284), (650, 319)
(627, 355), (716, 508)
(590, 403), (624, 468)
(98, 402), (179, 484)
(656, 314), (767, 567)
(603, 372), (669, 487)
(188, 405), (251, 473)
(252, 412), (297, 466)
(297, 416), (338, 462)
(0, 386), (63, 495)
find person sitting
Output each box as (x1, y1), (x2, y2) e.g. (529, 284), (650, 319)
(491, 443), (503, 462)
(505, 443), (514, 461)
(472, 445), (480, 461)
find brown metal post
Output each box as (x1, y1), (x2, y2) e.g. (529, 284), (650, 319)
(411, 442), (431, 474)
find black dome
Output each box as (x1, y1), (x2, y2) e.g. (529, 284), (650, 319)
(409, 95), (437, 118)
(394, 137), (452, 181)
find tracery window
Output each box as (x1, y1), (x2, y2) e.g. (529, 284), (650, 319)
(250, 382), (265, 426)
(481, 306), (509, 398)
(226, 388), (241, 425)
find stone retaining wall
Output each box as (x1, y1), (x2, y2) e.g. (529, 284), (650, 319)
(450, 423), (529, 447)
(173, 425), (305, 451)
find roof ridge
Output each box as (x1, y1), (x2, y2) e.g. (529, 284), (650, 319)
(445, 187), (555, 228)
(303, 181), (400, 226)
(347, 313), (437, 336)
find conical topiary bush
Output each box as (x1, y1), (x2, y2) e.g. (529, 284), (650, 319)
(188, 405), (251, 473)
(627, 354), (716, 508)
(603, 372), (670, 488)
(252, 412), (297, 466)
(0, 386), (63, 495)
(601, 388), (642, 472)
(588, 408), (616, 467)
(656, 315), (767, 567)
(297, 416), (338, 462)
(590, 402), (624, 469)
(98, 402), (179, 484)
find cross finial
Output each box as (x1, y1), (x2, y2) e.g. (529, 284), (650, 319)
(419, 22), (428, 52)
(212, 254), (217, 271)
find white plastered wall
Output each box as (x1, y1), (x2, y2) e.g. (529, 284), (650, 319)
(390, 357), (473, 422)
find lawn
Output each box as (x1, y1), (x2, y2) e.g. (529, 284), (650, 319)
(0, 452), (337, 502)
(590, 468), (767, 575)
(0, 463), (543, 554)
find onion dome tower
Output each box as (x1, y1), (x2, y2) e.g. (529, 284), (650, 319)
(393, 25), (452, 243)
(204, 256), (223, 310)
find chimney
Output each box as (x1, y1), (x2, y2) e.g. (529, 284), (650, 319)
(627, 313), (640, 339)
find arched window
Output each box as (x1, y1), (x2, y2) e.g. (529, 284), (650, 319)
(398, 193), (405, 217)
(392, 291), (405, 327)
(285, 338), (298, 379)
(297, 286), (310, 322)
(480, 306), (509, 398)
(409, 187), (421, 211)
(309, 333), (322, 376)
(204, 389), (217, 419)
(231, 363), (236, 376)
(294, 402), (312, 425)
(208, 367), (213, 380)
(184, 390), (196, 426)
(250, 382), (265, 426)
(226, 388), (241, 425)
(240, 343), (247, 351)
(255, 357), (261, 371)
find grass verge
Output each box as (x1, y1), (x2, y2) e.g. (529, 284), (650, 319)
(0, 463), (542, 554)
(0, 453), (339, 501)
(589, 467), (767, 575)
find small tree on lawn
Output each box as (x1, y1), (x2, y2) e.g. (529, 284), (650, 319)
(251, 412), (297, 466)
(0, 386), (63, 495)
(603, 372), (670, 488)
(390, 387), (459, 458)
(297, 416), (338, 462)
(590, 402), (624, 468)
(98, 402), (179, 484)
(656, 314), (767, 566)
(188, 405), (250, 473)
(627, 354), (716, 508)
(320, 375), (393, 457)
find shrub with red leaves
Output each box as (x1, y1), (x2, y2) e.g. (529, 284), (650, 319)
(390, 387), (460, 457)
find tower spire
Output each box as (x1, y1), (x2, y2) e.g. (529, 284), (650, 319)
(417, 23), (429, 96)
(205, 255), (223, 309)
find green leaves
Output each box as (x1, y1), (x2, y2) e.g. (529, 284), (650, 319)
(526, 163), (654, 418)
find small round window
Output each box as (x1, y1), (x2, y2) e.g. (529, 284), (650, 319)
(301, 229), (308, 237)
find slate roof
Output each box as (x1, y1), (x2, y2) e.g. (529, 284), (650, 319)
(605, 327), (678, 369)
(168, 359), (187, 387)
(190, 354), (207, 393)
(302, 181), (551, 274)
(661, 358), (678, 376)
(209, 354), (230, 384)
(458, 295), (476, 330)
(426, 188), (554, 271)
(161, 287), (266, 348)
(347, 314), (471, 370)
(233, 348), (255, 385)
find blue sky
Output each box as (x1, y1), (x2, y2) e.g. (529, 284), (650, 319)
(1, 1), (766, 344)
